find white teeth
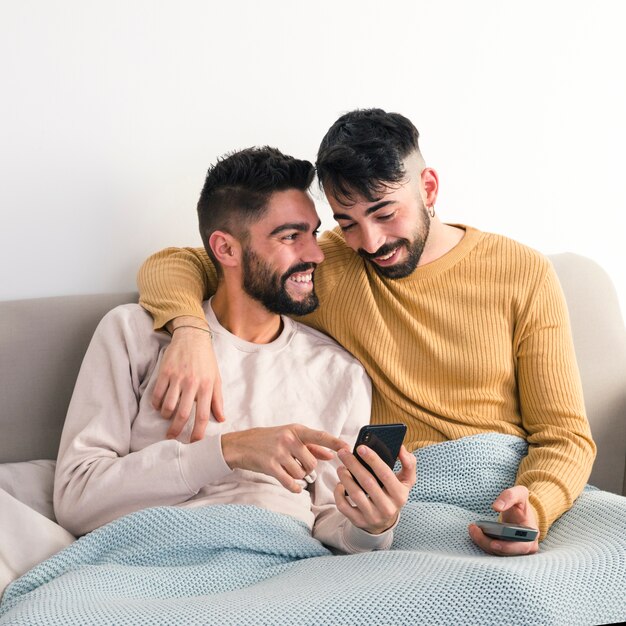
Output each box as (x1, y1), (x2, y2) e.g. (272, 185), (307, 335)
(377, 248), (397, 261)
(290, 273), (312, 283)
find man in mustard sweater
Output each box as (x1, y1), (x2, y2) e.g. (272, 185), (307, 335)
(137, 109), (595, 556)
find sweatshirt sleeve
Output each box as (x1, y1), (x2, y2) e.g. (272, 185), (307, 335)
(309, 363), (395, 553)
(137, 246), (218, 330)
(53, 306), (232, 536)
(514, 264), (596, 539)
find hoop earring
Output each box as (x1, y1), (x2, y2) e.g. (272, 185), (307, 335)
(427, 205), (435, 218)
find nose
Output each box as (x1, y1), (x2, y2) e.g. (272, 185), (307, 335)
(358, 224), (385, 254)
(303, 237), (325, 265)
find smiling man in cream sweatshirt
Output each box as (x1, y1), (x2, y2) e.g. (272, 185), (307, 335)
(53, 146), (415, 553)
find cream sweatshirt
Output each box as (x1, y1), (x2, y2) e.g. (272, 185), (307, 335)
(54, 301), (392, 554)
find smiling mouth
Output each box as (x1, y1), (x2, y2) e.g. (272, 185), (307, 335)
(376, 248), (398, 261)
(360, 240), (407, 265)
(372, 247), (401, 265)
(286, 271), (314, 293)
(289, 272), (313, 283)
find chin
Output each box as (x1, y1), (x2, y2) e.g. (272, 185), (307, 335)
(371, 260), (418, 279)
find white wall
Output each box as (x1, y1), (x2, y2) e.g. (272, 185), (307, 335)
(1, 0), (625, 316)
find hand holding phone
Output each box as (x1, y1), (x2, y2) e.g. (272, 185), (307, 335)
(468, 485), (540, 555)
(334, 423), (415, 536)
(352, 424), (407, 488)
(475, 520), (539, 542)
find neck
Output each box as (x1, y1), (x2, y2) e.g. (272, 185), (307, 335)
(211, 283), (283, 344)
(418, 218), (465, 266)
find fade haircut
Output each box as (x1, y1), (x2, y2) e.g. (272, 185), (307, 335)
(316, 108), (422, 205)
(197, 147), (315, 271)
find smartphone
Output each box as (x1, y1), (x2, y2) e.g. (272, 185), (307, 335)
(475, 520), (539, 542)
(352, 423), (407, 488)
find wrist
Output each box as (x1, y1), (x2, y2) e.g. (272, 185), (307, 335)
(525, 491), (546, 540)
(171, 325), (214, 340)
(166, 317), (213, 340)
(221, 432), (241, 470)
(367, 519), (397, 536)
(166, 315), (210, 334)
(343, 521), (395, 553)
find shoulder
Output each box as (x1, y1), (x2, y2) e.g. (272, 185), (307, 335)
(91, 305), (169, 381)
(468, 227), (552, 280)
(97, 304), (166, 350)
(99, 303), (155, 331)
(318, 227), (357, 263)
(315, 228), (364, 296)
(463, 228), (564, 319)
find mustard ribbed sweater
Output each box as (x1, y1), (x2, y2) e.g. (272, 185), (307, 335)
(137, 225), (596, 537)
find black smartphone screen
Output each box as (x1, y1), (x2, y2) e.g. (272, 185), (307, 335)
(352, 424), (407, 488)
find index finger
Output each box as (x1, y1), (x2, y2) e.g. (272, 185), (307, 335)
(493, 485), (529, 513)
(297, 426), (348, 452)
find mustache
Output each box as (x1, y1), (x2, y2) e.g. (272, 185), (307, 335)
(281, 262), (317, 282)
(358, 239), (409, 260)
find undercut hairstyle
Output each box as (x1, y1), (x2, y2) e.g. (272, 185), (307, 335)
(197, 147), (315, 271)
(316, 108), (422, 204)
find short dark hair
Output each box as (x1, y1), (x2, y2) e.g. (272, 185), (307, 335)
(316, 108), (421, 204)
(197, 147), (315, 270)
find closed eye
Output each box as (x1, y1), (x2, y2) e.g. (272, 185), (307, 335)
(282, 229), (319, 241)
(377, 212), (396, 222)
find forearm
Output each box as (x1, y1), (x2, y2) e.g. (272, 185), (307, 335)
(54, 435), (229, 536)
(137, 246), (217, 330)
(515, 425), (595, 538)
(515, 265), (596, 538)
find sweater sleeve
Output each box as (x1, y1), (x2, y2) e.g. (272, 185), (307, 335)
(53, 306), (232, 536)
(137, 246), (218, 330)
(514, 264), (596, 539)
(309, 364), (395, 553)
(136, 230), (350, 332)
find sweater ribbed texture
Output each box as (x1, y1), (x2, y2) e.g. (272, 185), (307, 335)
(137, 225), (596, 537)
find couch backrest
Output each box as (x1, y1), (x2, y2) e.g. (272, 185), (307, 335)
(1, 254), (625, 495)
(549, 254), (626, 495)
(0, 292), (137, 463)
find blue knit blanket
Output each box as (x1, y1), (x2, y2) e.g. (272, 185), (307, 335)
(1, 434), (625, 626)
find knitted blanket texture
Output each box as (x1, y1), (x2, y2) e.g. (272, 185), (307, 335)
(1, 434), (625, 625)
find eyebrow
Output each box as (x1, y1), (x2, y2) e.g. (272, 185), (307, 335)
(269, 220), (322, 236)
(333, 200), (396, 221)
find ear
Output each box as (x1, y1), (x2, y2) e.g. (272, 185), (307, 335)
(420, 167), (439, 208)
(208, 231), (240, 269)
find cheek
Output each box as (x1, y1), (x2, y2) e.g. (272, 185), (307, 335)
(342, 230), (360, 251)
(282, 248), (303, 268)
(390, 218), (416, 240)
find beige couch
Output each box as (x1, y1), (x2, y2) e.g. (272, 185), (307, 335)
(0, 253), (625, 495)
(1, 253), (625, 622)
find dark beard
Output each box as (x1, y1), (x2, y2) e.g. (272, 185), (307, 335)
(358, 205), (431, 279)
(242, 248), (319, 315)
